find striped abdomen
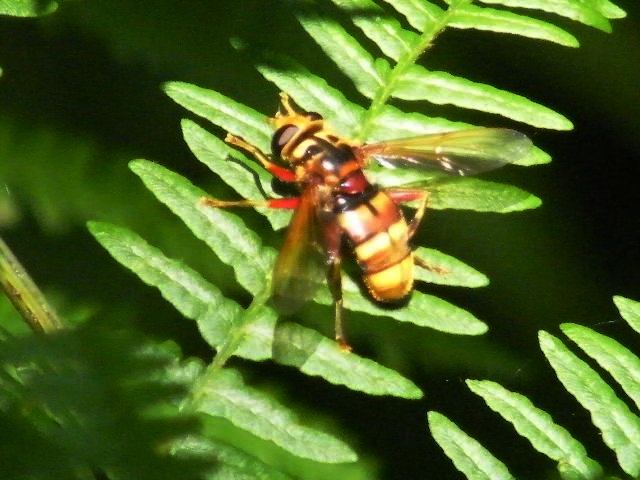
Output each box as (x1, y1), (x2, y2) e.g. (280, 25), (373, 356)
(336, 190), (414, 302)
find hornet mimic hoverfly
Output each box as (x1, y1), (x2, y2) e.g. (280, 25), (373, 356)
(201, 93), (532, 351)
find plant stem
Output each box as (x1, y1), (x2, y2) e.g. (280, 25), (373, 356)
(0, 235), (64, 333)
(357, 0), (472, 140)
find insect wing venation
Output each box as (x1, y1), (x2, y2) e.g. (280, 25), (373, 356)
(359, 128), (533, 176)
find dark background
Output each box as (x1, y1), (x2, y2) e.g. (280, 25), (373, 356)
(1, 1), (639, 478)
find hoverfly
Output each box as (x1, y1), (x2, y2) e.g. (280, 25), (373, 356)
(201, 93), (532, 351)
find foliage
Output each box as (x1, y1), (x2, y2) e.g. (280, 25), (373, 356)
(429, 296), (640, 479)
(0, 0), (632, 478)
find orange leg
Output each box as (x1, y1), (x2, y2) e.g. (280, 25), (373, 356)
(226, 134), (296, 183)
(200, 197), (300, 209)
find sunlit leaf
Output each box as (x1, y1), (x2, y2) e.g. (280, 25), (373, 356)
(475, 0), (612, 32)
(393, 66), (573, 130)
(0, 0), (57, 17)
(428, 411), (515, 480)
(296, 11), (384, 98)
(164, 81), (272, 152)
(193, 368), (357, 463)
(614, 295), (640, 334)
(562, 323), (640, 411)
(467, 380), (603, 480)
(450, 4), (579, 47)
(540, 331), (640, 477)
(413, 248), (489, 288)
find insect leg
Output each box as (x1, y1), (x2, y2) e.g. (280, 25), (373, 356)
(387, 189), (430, 239)
(225, 134), (297, 183)
(323, 221), (350, 352)
(200, 197), (300, 209)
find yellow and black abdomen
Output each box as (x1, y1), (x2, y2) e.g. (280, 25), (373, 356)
(336, 190), (413, 302)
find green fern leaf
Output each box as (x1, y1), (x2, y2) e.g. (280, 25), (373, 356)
(0, 0), (57, 16)
(539, 331), (640, 477)
(380, 0), (443, 31)
(368, 169), (542, 212)
(561, 323), (640, 412)
(173, 436), (294, 480)
(328, 0), (421, 61)
(449, 4), (579, 47)
(295, 12), (384, 99)
(614, 296), (640, 334)
(192, 368), (357, 463)
(467, 380), (603, 480)
(315, 278), (488, 334)
(474, 0), (613, 32)
(428, 411), (515, 480)
(393, 65), (572, 130)
(164, 82), (272, 153)
(88, 221), (422, 399)
(130, 159), (274, 295)
(413, 247), (489, 287)
(235, 47), (365, 137)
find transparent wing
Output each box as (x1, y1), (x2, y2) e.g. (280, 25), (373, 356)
(271, 187), (325, 314)
(358, 128), (533, 176)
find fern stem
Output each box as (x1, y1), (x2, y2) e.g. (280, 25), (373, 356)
(357, 0), (472, 140)
(0, 235), (64, 333)
(209, 285), (272, 371)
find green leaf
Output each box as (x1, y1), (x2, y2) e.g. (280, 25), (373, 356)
(296, 11), (384, 98)
(379, 0), (443, 31)
(270, 321), (423, 398)
(172, 436), (294, 480)
(329, 0), (420, 61)
(450, 4), (579, 47)
(193, 368), (357, 463)
(0, 0), (57, 17)
(315, 278), (488, 335)
(181, 119), (291, 230)
(130, 159), (274, 295)
(614, 296), (640, 334)
(367, 106), (551, 166)
(428, 411), (515, 480)
(368, 168), (541, 213)
(164, 81), (272, 152)
(88, 221), (421, 399)
(562, 323), (640, 411)
(467, 380), (603, 480)
(393, 66), (573, 130)
(592, 0), (626, 19)
(414, 247), (489, 288)
(87, 221), (242, 348)
(475, 0), (612, 32)
(539, 331), (640, 477)
(244, 49), (365, 137)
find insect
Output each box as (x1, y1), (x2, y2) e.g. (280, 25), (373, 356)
(201, 93), (532, 351)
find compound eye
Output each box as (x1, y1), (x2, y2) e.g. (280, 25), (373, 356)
(271, 125), (299, 157)
(307, 112), (322, 121)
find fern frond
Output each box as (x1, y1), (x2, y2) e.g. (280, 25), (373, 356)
(433, 295), (640, 479)
(0, 0), (57, 17)
(428, 411), (516, 480)
(614, 295), (640, 333)
(540, 330), (640, 477)
(0, 323), (212, 480)
(87, 221), (422, 399)
(466, 379), (603, 479)
(191, 368), (357, 463)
